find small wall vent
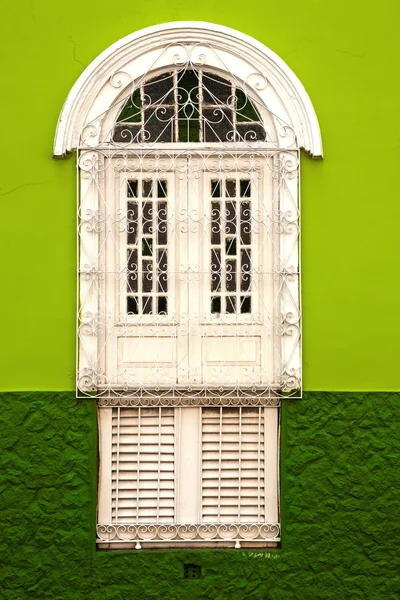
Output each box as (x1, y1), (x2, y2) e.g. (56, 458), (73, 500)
(184, 564), (202, 579)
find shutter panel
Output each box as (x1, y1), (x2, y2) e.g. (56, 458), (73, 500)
(111, 407), (175, 523)
(201, 407), (265, 523)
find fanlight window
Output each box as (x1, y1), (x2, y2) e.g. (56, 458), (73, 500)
(113, 70), (266, 144)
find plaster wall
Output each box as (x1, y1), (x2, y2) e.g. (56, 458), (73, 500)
(1, 392), (399, 599)
(0, 0), (399, 391)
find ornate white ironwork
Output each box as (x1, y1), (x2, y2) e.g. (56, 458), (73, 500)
(54, 22), (323, 157)
(96, 522), (280, 546)
(52, 22), (324, 403)
(77, 145), (301, 401)
(98, 395), (281, 407)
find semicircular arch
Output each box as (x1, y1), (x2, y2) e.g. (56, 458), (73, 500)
(54, 22), (323, 157)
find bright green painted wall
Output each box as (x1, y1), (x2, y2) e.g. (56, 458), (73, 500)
(1, 392), (399, 599)
(1, 1), (399, 391)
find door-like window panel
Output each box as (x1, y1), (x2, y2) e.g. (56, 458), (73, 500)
(78, 61), (301, 402)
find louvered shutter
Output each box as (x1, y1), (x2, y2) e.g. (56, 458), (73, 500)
(201, 407), (265, 523)
(111, 407), (175, 523)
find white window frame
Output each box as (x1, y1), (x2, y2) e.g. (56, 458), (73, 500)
(54, 21), (322, 550)
(54, 23), (322, 401)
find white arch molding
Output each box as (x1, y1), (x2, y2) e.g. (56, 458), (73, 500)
(54, 22), (322, 157)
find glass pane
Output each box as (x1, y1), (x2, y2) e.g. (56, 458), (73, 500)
(157, 296), (168, 315)
(226, 259), (237, 292)
(142, 238), (153, 256)
(127, 249), (137, 272)
(241, 249), (251, 291)
(127, 296), (139, 315)
(117, 88), (142, 123)
(142, 296), (153, 314)
(127, 247), (138, 293)
(179, 118), (200, 143)
(211, 180), (221, 197)
(157, 202), (167, 245)
(127, 180), (138, 197)
(118, 88), (142, 122)
(142, 181), (153, 198)
(211, 201), (221, 245)
(177, 71), (200, 142)
(211, 296), (221, 314)
(211, 249), (221, 292)
(157, 249), (168, 293)
(203, 108), (233, 143)
(225, 180), (236, 197)
(240, 180), (251, 198)
(177, 70), (199, 105)
(143, 72), (175, 105)
(225, 238), (237, 256)
(142, 201), (153, 234)
(144, 107), (175, 142)
(142, 260), (153, 292)
(113, 123), (141, 143)
(157, 180), (168, 198)
(225, 201), (236, 234)
(202, 73), (232, 104)
(240, 202), (251, 245)
(226, 296), (236, 314)
(240, 296), (251, 314)
(235, 89), (260, 122)
(236, 122), (265, 142)
(127, 271), (138, 294)
(127, 201), (138, 245)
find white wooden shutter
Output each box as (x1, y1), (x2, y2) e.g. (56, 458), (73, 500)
(111, 407), (175, 523)
(201, 407), (265, 523)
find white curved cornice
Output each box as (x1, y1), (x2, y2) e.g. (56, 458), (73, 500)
(54, 21), (323, 158)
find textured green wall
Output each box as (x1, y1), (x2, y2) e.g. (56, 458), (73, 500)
(0, 1), (399, 391)
(1, 392), (399, 599)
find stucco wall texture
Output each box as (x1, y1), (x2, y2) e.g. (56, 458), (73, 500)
(1, 391), (399, 599)
(1, 1), (400, 392)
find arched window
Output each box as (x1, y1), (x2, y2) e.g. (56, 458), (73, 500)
(112, 69), (266, 144)
(55, 22), (322, 549)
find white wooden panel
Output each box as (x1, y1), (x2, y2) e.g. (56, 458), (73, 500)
(176, 408), (201, 523)
(264, 407), (279, 523)
(201, 407), (266, 523)
(118, 336), (175, 365)
(97, 408), (112, 524)
(204, 336), (261, 365)
(111, 408), (175, 524)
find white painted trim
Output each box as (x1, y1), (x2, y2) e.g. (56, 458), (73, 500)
(264, 407), (279, 523)
(97, 408), (112, 524)
(54, 22), (322, 158)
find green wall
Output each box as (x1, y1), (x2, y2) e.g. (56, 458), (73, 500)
(1, 392), (399, 599)
(0, 0), (399, 391)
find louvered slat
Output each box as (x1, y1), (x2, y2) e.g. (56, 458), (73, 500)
(112, 407), (175, 524)
(201, 407), (265, 523)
